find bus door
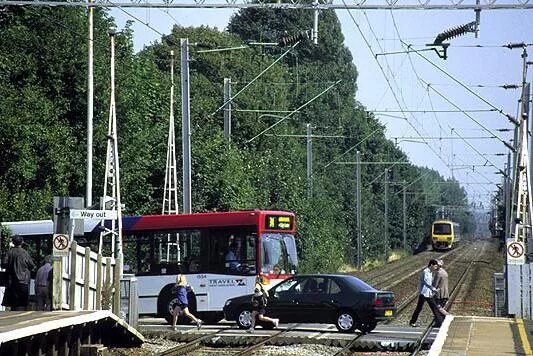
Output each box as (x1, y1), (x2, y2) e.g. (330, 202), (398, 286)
(205, 232), (257, 310)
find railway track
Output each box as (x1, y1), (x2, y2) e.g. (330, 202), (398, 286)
(141, 240), (496, 355)
(386, 241), (480, 321)
(409, 242), (485, 356)
(156, 329), (231, 355)
(235, 323), (301, 355)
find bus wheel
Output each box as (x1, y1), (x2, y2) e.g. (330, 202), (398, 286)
(236, 308), (253, 329)
(157, 285), (197, 325)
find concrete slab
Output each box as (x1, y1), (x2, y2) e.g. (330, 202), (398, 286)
(437, 316), (533, 356)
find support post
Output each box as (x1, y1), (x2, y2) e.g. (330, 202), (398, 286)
(86, 0), (94, 208)
(181, 38), (192, 214)
(52, 256), (63, 311)
(403, 180), (407, 250)
(223, 78), (232, 141)
(96, 254), (102, 310)
(112, 255), (121, 315)
(83, 247), (91, 310)
(306, 123), (312, 198)
(384, 168), (389, 261)
(356, 151), (362, 269)
(69, 240), (78, 310)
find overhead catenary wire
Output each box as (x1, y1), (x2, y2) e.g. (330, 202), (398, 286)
(406, 42), (518, 124)
(209, 41), (300, 118)
(388, 12), (505, 194)
(345, 4), (453, 178)
(245, 79), (341, 143)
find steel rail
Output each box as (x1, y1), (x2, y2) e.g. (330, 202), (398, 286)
(385, 243), (474, 321)
(235, 323), (301, 356)
(156, 328), (229, 356)
(332, 333), (366, 356)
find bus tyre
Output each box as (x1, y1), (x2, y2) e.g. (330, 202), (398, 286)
(335, 309), (357, 333)
(236, 307), (253, 329)
(157, 285), (197, 325)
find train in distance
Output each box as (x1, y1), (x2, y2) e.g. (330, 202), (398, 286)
(431, 219), (461, 250)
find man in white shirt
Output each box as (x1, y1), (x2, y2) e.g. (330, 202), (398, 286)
(409, 259), (444, 327)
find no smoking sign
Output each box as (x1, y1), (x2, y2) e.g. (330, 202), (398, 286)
(53, 234), (70, 256)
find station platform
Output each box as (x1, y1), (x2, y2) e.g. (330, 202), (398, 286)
(0, 310), (144, 354)
(429, 315), (533, 355)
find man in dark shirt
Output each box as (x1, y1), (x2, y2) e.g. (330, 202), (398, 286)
(35, 255), (53, 311)
(4, 235), (36, 310)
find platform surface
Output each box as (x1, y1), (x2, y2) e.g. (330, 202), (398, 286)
(0, 310), (144, 345)
(431, 316), (533, 355)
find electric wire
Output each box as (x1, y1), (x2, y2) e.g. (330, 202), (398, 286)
(407, 43), (516, 123)
(245, 79), (341, 143)
(209, 41), (300, 118)
(345, 4), (452, 179)
(389, 12), (502, 197)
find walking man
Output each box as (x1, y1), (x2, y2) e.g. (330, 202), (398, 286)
(409, 259), (444, 327)
(2, 235), (36, 311)
(35, 255), (53, 311)
(433, 259), (450, 316)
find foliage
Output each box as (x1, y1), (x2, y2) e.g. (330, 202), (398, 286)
(0, 6), (475, 271)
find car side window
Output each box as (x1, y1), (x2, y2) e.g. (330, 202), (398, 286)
(329, 279), (342, 294)
(317, 278), (328, 293)
(274, 278), (299, 293)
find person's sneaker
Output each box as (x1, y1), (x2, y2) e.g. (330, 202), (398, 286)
(410, 322), (419, 327)
(273, 318), (279, 328)
(171, 325), (177, 331)
(196, 320), (203, 330)
(246, 328), (254, 333)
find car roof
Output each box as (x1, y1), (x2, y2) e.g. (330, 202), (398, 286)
(291, 274), (378, 291)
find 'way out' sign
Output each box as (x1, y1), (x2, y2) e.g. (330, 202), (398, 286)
(70, 209), (118, 220)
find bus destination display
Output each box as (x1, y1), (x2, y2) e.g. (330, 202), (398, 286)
(265, 215), (293, 230)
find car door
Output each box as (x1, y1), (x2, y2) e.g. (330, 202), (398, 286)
(296, 277), (330, 323)
(267, 278), (301, 322)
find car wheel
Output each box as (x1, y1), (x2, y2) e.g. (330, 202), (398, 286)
(236, 308), (254, 329)
(359, 320), (377, 333)
(335, 310), (357, 333)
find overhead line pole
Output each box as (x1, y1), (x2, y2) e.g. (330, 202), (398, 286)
(356, 151), (362, 269)
(306, 124), (313, 198)
(86, 0), (94, 208)
(384, 168), (389, 262)
(181, 38), (192, 214)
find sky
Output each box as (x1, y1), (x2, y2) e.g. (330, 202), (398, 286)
(110, 4), (533, 209)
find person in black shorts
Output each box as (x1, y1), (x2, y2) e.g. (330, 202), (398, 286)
(247, 284), (279, 333)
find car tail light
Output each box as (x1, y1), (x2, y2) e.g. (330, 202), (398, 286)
(373, 298), (383, 307)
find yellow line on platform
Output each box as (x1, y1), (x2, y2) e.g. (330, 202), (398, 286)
(516, 318), (533, 356)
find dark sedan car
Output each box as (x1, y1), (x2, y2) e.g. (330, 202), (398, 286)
(223, 274), (396, 333)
